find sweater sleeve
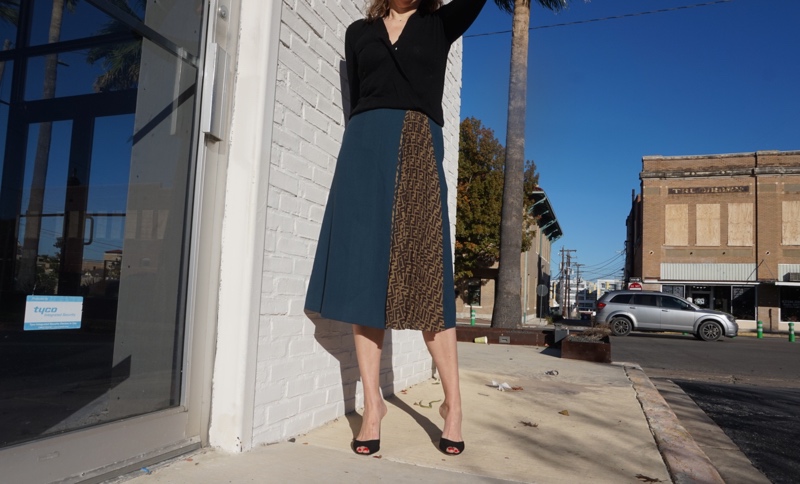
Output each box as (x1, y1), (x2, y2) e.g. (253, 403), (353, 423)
(438, 0), (488, 43)
(345, 23), (360, 117)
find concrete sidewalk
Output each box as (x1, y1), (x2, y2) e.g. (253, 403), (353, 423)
(116, 343), (722, 484)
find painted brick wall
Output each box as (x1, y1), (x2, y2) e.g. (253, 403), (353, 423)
(252, 0), (465, 444)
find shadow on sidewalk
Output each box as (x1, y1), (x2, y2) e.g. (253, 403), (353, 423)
(540, 347), (561, 358)
(386, 395), (440, 445)
(310, 314), (436, 443)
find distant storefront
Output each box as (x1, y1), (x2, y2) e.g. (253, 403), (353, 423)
(626, 150), (800, 330)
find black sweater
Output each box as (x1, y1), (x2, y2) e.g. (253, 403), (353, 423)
(345, 0), (487, 127)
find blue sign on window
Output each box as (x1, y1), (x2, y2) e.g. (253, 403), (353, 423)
(24, 296), (84, 331)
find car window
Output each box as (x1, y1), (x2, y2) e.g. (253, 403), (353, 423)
(632, 294), (658, 306)
(610, 294), (633, 304)
(660, 296), (690, 310)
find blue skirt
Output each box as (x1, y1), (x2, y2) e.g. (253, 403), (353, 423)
(305, 109), (455, 331)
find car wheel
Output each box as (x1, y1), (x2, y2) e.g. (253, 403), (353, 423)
(610, 317), (632, 336)
(697, 321), (722, 342)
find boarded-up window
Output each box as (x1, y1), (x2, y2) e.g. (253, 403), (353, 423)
(696, 204), (720, 246)
(783, 201), (800, 245)
(665, 204), (688, 246)
(728, 203), (753, 246)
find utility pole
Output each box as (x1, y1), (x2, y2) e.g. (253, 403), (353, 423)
(559, 248), (565, 315)
(560, 248), (576, 318)
(575, 263), (585, 317)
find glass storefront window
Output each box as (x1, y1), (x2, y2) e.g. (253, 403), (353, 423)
(0, 59), (10, 176)
(780, 287), (800, 322)
(732, 285), (756, 320)
(24, 43), (141, 100)
(0, 2), (17, 50)
(712, 285), (730, 313)
(466, 279), (481, 306)
(30, 0), (142, 46)
(662, 284), (685, 298)
(0, 0), (201, 450)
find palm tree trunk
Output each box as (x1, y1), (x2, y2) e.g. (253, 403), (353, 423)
(0, 38), (11, 81)
(492, 1), (530, 328)
(17, 0), (65, 291)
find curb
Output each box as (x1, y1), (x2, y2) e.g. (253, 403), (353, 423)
(620, 363), (725, 484)
(736, 332), (789, 339)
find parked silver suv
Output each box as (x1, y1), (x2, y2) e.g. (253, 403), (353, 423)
(594, 290), (738, 341)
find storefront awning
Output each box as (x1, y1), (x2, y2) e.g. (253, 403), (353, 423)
(528, 189), (562, 241)
(645, 279), (760, 285)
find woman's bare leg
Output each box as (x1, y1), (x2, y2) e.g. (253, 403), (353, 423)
(353, 325), (388, 452)
(423, 327), (463, 447)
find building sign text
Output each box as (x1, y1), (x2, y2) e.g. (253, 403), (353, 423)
(668, 186), (749, 195)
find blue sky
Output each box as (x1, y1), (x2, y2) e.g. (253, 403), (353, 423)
(460, 0), (800, 281)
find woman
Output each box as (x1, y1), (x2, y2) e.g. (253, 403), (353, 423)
(305, 0), (486, 456)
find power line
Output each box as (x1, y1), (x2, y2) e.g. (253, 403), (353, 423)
(582, 262), (625, 277)
(464, 0), (734, 38)
(580, 252), (625, 271)
(592, 266), (626, 280)
(583, 267), (624, 278)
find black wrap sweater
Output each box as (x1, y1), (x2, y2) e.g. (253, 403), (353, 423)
(345, 0), (487, 127)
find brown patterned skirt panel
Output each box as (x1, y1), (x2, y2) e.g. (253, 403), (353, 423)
(385, 111), (446, 331)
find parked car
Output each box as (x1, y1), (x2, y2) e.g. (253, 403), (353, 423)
(594, 290), (738, 341)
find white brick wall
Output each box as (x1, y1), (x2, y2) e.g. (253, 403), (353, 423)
(252, 0), (465, 445)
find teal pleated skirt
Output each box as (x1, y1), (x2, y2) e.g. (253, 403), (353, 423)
(305, 109), (455, 331)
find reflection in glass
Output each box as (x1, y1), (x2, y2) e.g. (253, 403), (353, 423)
(29, 0), (202, 58)
(0, 0), (202, 450)
(141, 0), (203, 57)
(25, 42), (141, 100)
(0, 59), (10, 176)
(731, 286), (755, 320)
(780, 287), (800, 322)
(0, 1), (18, 52)
(30, 0), (144, 47)
(16, 121), (72, 294)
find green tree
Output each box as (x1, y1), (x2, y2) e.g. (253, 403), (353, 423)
(86, 0), (144, 91)
(455, 117), (540, 304)
(491, 0), (567, 328)
(522, 158), (540, 251)
(455, 117), (505, 285)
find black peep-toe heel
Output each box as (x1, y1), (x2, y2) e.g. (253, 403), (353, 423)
(439, 438), (465, 455)
(352, 439), (380, 455)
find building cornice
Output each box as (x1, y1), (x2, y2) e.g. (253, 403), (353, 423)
(641, 165), (800, 179)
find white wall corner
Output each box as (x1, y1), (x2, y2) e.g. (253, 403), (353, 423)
(208, 0), (282, 452)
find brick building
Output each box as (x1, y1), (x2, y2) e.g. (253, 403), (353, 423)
(1, 1), (471, 481)
(625, 150), (800, 331)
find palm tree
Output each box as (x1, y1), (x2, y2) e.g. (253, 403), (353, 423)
(0, 1), (19, 77)
(491, 0), (566, 328)
(18, 0), (143, 290)
(0, 0), (18, 25)
(17, 0), (79, 291)
(86, 0), (144, 91)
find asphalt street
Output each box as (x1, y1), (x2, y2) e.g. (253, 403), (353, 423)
(674, 379), (800, 484)
(611, 333), (800, 483)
